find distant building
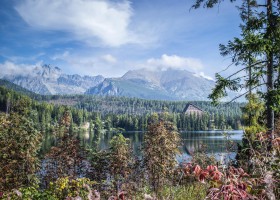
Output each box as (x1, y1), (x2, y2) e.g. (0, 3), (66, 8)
(183, 103), (204, 116)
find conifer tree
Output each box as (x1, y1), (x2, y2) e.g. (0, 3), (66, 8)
(143, 120), (180, 193)
(0, 98), (42, 191)
(109, 134), (134, 194)
(193, 0), (280, 134)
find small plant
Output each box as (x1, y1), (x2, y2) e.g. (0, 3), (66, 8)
(48, 177), (96, 200)
(180, 163), (258, 200)
(190, 143), (217, 168)
(206, 166), (254, 200)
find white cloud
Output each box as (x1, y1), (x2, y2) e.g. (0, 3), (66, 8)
(102, 54), (117, 64)
(0, 61), (42, 77)
(49, 51), (122, 77)
(147, 54), (203, 72)
(15, 0), (138, 46)
(193, 72), (214, 81)
(51, 51), (70, 61)
(3, 53), (45, 63)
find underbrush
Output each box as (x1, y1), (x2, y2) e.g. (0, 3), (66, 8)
(1, 116), (279, 200)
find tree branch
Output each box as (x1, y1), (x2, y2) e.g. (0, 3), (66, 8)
(222, 60), (267, 80)
(226, 83), (266, 104)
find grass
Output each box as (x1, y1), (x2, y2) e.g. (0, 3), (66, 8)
(133, 182), (208, 200)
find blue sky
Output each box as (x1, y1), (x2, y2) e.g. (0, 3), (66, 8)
(0, 0), (242, 78)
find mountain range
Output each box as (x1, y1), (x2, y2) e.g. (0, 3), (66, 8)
(0, 65), (104, 95)
(0, 64), (217, 101)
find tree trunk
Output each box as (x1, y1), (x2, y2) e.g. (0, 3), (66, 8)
(247, 0), (253, 125)
(266, 0), (274, 136)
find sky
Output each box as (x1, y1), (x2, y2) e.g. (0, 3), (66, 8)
(0, 0), (242, 79)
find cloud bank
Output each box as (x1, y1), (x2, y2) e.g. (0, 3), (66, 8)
(102, 54), (117, 64)
(0, 61), (41, 77)
(145, 54), (213, 80)
(15, 0), (138, 46)
(0, 53), (213, 80)
(147, 54), (204, 72)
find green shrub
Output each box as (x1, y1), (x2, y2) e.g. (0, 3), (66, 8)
(48, 177), (95, 200)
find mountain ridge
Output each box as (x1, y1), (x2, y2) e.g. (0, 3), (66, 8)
(0, 64), (105, 95)
(0, 79), (40, 98)
(86, 68), (215, 100)
(0, 64), (219, 100)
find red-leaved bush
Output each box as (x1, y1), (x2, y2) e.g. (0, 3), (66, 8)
(181, 164), (259, 200)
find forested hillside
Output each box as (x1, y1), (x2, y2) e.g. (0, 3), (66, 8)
(0, 79), (41, 99)
(0, 86), (92, 131)
(0, 86), (243, 132)
(43, 94), (243, 130)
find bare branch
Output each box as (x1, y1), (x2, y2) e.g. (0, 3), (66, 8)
(222, 60), (267, 80)
(227, 67), (248, 79)
(218, 62), (235, 74)
(226, 83), (266, 104)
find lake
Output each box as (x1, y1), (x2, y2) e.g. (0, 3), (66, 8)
(82, 129), (243, 164)
(41, 129), (243, 164)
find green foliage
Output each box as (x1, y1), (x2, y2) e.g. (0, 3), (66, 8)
(241, 94), (266, 141)
(193, 0), (280, 131)
(242, 94), (265, 126)
(0, 85), (279, 199)
(42, 110), (88, 185)
(192, 0), (236, 9)
(143, 120), (181, 193)
(0, 84), (243, 132)
(1, 186), (52, 200)
(209, 74), (242, 105)
(43, 135), (88, 185)
(238, 131), (280, 199)
(190, 145), (217, 168)
(153, 183), (207, 200)
(0, 105), (42, 191)
(1, 177), (96, 200)
(86, 149), (110, 190)
(0, 80), (40, 99)
(44, 93), (244, 131)
(109, 134), (134, 193)
(244, 125), (266, 141)
(48, 177), (95, 200)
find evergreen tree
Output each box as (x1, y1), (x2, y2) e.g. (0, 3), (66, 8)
(0, 99), (42, 191)
(193, 0), (280, 135)
(143, 120), (180, 193)
(109, 134), (134, 194)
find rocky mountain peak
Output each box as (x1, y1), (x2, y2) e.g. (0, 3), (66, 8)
(2, 64), (104, 95)
(33, 64), (62, 79)
(86, 68), (216, 101)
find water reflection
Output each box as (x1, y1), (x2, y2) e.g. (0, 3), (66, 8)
(42, 129), (243, 163)
(90, 130), (243, 160)
(179, 130), (243, 163)
(181, 130), (243, 154)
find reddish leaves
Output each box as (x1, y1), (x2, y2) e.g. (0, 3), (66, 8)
(181, 164), (255, 200)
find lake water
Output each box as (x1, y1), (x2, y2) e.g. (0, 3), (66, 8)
(85, 130), (243, 164)
(41, 129), (243, 164)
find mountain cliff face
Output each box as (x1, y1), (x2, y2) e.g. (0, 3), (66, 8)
(0, 65), (104, 95)
(86, 68), (215, 100)
(0, 65), (218, 100)
(85, 78), (176, 100)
